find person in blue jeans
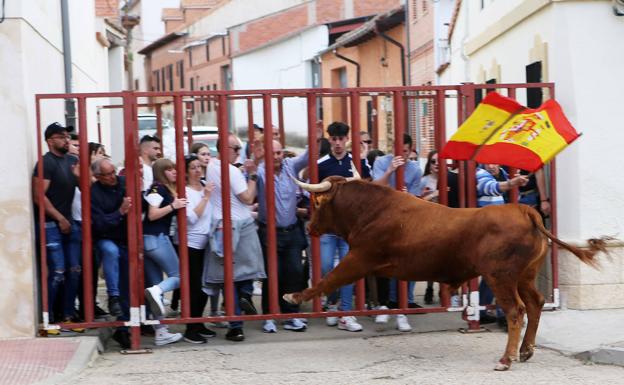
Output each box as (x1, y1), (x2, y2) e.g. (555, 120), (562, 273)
(90, 158), (132, 348)
(143, 158), (187, 346)
(317, 122), (371, 332)
(32, 122), (83, 331)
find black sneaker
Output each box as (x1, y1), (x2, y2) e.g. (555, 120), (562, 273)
(239, 296), (258, 315)
(198, 325), (217, 339)
(95, 305), (109, 318)
(140, 324), (155, 336)
(112, 329), (131, 349)
(108, 296), (123, 317)
(184, 330), (207, 344)
(479, 313), (498, 324)
(225, 327), (245, 342)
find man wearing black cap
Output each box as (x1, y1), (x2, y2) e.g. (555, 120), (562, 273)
(33, 122), (83, 329)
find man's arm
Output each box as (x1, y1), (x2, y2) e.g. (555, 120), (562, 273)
(372, 156), (404, 186)
(236, 160), (257, 205)
(32, 176), (71, 233)
(535, 169), (551, 215)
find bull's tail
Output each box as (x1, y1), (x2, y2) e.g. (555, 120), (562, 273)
(523, 205), (608, 268)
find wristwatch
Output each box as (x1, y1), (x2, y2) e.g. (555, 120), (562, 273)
(249, 174), (258, 182)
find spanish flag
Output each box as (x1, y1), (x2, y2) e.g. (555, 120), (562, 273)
(440, 92), (581, 172)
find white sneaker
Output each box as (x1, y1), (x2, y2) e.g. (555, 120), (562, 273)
(375, 305), (390, 324)
(338, 316), (363, 332)
(145, 285), (165, 317)
(396, 314), (412, 332)
(262, 319), (277, 333)
(155, 327), (183, 346)
(326, 305), (338, 326)
(283, 318), (307, 332)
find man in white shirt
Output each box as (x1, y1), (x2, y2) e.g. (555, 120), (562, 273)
(204, 133), (266, 342)
(139, 135), (162, 191)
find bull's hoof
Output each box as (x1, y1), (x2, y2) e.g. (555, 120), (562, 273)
(519, 350), (534, 362)
(494, 362), (510, 371)
(283, 293), (299, 304)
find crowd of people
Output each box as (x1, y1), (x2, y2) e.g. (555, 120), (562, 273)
(33, 119), (551, 349)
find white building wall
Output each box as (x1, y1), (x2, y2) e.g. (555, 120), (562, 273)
(438, 0), (624, 309)
(0, 0), (124, 337)
(231, 26), (329, 138)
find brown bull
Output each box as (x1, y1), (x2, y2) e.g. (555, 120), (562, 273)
(284, 176), (607, 371)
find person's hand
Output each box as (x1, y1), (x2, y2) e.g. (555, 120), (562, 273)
(58, 217), (71, 234)
(509, 175), (529, 187)
(119, 197), (132, 215)
(203, 182), (216, 198)
(389, 156), (405, 172)
(71, 163), (80, 179)
(171, 198), (188, 209)
(540, 200), (551, 216)
(243, 159), (257, 175)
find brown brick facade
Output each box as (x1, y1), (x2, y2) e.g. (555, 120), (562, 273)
(95, 0), (119, 18)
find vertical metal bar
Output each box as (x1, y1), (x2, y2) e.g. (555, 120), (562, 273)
(434, 90), (450, 308)
(349, 91), (366, 311)
(77, 97), (94, 324)
(247, 97), (254, 155)
(123, 91), (141, 349)
(262, 94), (280, 314)
(392, 90), (408, 309)
(506, 87), (519, 203)
(371, 95), (379, 149)
(306, 92), (322, 312)
(156, 104), (163, 151)
(97, 108), (102, 144)
(461, 83), (481, 331)
(186, 101), (194, 149)
(457, 90), (466, 209)
(35, 96), (49, 326)
(548, 85), (559, 299)
(217, 94), (235, 316)
(277, 95), (285, 147)
(174, 96), (191, 319)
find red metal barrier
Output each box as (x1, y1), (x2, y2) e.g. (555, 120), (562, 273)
(35, 83), (560, 349)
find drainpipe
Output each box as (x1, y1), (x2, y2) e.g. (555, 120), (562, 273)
(60, 0), (75, 127)
(377, 29), (406, 86)
(333, 49), (360, 87)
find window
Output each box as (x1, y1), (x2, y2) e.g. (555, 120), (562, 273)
(190, 77), (194, 91)
(161, 68), (166, 92)
(525, 61), (543, 108)
(188, 49), (193, 67)
(178, 61), (184, 88)
(221, 37), (226, 56)
(200, 86), (205, 113)
(412, 0), (418, 20)
(422, 0), (428, 14)
(168, 64), (174, 91)
(153, 71), (159, 91)
(206, 42), (210, 61)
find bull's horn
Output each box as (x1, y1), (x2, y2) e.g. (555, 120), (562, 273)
(346, 160), (361, 182)
(291, 176), (332, 192)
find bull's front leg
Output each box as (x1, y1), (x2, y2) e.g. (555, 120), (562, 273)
(284, 250), (373, 305)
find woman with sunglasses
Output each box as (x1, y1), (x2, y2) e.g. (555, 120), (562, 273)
(143, 158), (187, 346)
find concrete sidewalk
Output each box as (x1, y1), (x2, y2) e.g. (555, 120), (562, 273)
(537, 308), (624, 366)
(4, 308), (623, 385)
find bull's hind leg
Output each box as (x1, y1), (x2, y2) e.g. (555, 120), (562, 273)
(284, 250), (372, 305)
(486, 275), (526, 371)
(518, 279), (545, 362)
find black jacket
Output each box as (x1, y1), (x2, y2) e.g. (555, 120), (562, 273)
(91, 176), (127, 242)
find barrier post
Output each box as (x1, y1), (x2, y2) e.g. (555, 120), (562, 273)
(262, 93), (280, 314)
(306, 92), (322, 312)
(392, 90), (408, 310)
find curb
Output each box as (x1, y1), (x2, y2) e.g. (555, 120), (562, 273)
(575, 346), (624, 367)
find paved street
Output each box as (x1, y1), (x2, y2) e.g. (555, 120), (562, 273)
(56, 312), (624, 385)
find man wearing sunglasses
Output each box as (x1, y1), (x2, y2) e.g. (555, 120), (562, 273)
(371, 133), (423, 332)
